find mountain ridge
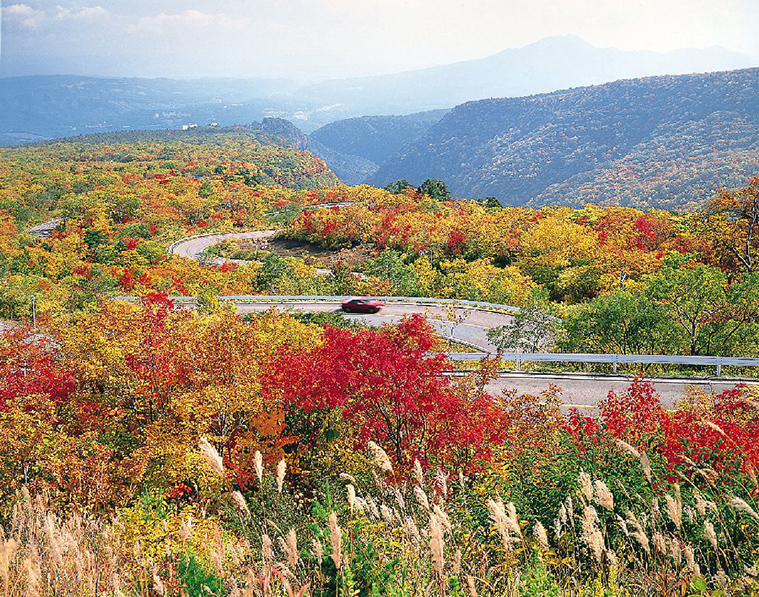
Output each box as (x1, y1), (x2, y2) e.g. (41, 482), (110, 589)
(370, 67), (759, 210)
(1, 36), (755, 143)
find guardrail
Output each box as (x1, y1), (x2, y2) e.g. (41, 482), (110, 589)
(113, 294), (524, 314)
(447, 352), (759, 376)
(166, 230), (275, 255)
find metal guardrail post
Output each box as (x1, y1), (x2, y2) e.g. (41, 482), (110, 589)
(613, 354), (618, 374)
(516, 353), (521, 371)
(717, 360), (722, 377)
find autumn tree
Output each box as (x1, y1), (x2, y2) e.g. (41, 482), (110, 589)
(702, 178), (759, 272)
(264, 315), (505, 473)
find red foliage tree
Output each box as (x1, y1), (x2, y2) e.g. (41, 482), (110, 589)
(263, 315), (506, 473)
(0, 325), (75, 411)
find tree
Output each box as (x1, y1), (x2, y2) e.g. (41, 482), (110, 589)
(383, 180), (415, 194)
(559, 289), (675, 355)
(487, 289), (558, 353)
(702, 178), (759, 273)
(646, 256), (728, 355)
(364, 250), (418, 295)
(264, 315), (505, 472)
(482, 197), (502, 210)
(418, 179), (450, 201)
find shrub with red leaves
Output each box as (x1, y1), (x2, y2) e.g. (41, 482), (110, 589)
(598, 375), (664, 443)
(660, 386), (759, 479)
(593, 376), (758, 480)
(0, 326), (76, 411)
(263, 314), (506, 473)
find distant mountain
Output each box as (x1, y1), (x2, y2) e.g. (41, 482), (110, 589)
(259, 118), (377, 185)
(310, 110), (449, 165)
(371, 68), (759, 210)
(0, 75), (308, 145)
(1, 37), (755, 145)
(297, 36), (755, 117)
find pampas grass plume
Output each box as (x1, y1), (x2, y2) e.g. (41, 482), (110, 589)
(533, 521), (549, 548)
(578, 470), (593, 502)
(285, 529), (298, 569)
(414, 459), (424, 486)
(328, 513), (342, 569)
(254, 451), (263, 484)
(367, 441), (393, 474)
(593, 479), (614, 511)
(429, 513), (445, 576)
(199, 437), (224, 477)
(231, 491), (250, 518)
(728, 496), (759, 520)
(276, 459), (286, 493)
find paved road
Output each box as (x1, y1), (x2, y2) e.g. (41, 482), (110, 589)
(170, 229), (276, 266)
(479, 372), (757, 412)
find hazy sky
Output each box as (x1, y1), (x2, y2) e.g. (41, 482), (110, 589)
(2, 0), (758, 80)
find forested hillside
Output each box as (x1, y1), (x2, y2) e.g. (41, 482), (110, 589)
(310, 110), (448, 165)
(372, 68), (759, 209)
(260, 117), (378, 185)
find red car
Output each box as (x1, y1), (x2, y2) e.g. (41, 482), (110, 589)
(340, 297), (385, 314)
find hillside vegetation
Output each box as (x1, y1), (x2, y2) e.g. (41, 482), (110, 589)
(372, 68), (759, 210)
(0, 131), (758, 595)
(0, 129), (756, 359)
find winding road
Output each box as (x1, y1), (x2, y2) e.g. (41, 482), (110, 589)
(169, 229), (277, 266)
(168, 226), (758, 409)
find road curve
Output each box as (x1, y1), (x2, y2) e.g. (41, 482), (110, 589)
(168, 202), (355, 265)
(235, 300), (509, 352)
(167, 226), (756, 405)
(169, 229), (276, 266)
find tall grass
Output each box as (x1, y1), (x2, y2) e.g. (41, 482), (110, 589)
(2, 438), (757, 596)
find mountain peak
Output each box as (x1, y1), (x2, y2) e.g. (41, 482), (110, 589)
(521, 35), (595, 51)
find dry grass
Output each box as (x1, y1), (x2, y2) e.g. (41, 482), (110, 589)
(1, 444), (758, 596)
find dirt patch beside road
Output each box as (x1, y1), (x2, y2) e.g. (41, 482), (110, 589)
(239, 236), (375, 269)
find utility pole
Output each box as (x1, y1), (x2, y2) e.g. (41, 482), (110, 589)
(30, 294), (37, 330)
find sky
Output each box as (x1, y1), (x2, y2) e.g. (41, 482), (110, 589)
(1, 0), (758, 80)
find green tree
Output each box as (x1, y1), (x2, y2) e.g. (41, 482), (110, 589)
(418, 178), (450, 201)
(482, 196), (502, 210)
(364, 250), (418, 295)
(646, 256), (728, 355)
(257, 253), (296, 293)
(707, 273), (759, 356)
(487, 289), (558, 353)
(559, 289), (675, 354)
(383, 180), (414, 194)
